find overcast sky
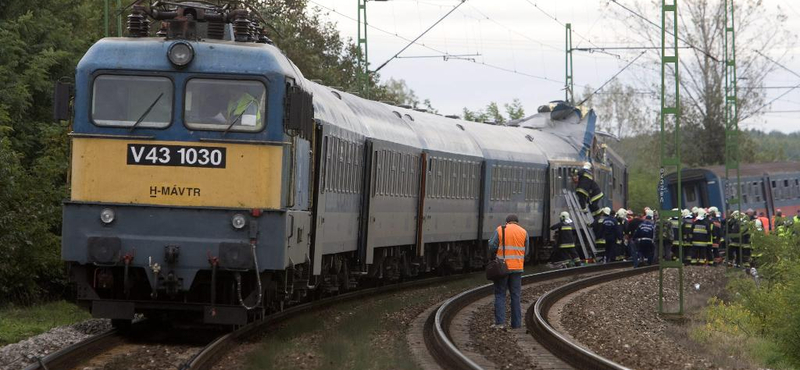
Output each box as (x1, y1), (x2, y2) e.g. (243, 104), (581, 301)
(305, 0), (800, 133)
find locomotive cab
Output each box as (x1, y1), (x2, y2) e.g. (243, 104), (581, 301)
(61, 4), (315, 326)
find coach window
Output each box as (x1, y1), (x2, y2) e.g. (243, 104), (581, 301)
(184, 79), (266, 132)
(92, 75), (172, 128)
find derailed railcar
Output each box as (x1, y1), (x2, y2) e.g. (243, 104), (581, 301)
(58, 2), (625, 327)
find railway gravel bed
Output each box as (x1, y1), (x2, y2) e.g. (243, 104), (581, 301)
(0, 319), (110, 370)
(559, 266), (731, 370)
(466, 280), (566, 370)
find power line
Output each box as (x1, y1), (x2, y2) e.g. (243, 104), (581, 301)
(374, 0), (468, 72)
(464, 3), (561, 52)
(522, 0), (602, 50)
(754, 50), (800, 80)
(578, 51), (647, 105)
(307, 0), (562, 83)
(608, 0), (720, 62)
(742, 82), (800, 121)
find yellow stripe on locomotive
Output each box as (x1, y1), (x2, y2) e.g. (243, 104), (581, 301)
(70, 137), (283, 209)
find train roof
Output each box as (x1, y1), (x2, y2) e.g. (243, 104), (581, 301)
(77, 38), (300, 79)
(667, 161), (800, 181)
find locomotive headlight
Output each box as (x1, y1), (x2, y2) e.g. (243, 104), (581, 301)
(100, 208), (115, 224)
(231, 214), (247, 229)
(167, 42), (194, 68)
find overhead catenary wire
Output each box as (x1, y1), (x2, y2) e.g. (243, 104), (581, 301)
(465, 3), (561, 52)
(374, 0), (468, 72)
(608, 0), (720, 62)
(306, 0), (563, 84)
(578, 51), (647, 106)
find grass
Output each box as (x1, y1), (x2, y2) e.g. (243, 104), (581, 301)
(245, 265), (549, 370)
(0, 301), (91, 346)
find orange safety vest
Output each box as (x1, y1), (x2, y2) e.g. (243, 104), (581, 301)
(495, 223), (527, 271)
(757, 216), (770, 234)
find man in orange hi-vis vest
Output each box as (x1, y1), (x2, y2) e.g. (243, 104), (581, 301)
(488, 214), (529, 329)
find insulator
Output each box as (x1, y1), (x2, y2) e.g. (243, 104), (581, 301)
(233, 18), (251, 42)
(207, 21), (225, 40)
(127, 11), (146, 37)
(139, 18), (150, 37)
(248, 21), (256, 41)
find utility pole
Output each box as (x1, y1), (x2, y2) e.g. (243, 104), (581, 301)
(565, 23), (574, 104)
(103, 0), (123, 37)
(724, 0), (742, 266)
(357, 0), (369, 97)
(658, 0), (684, 316)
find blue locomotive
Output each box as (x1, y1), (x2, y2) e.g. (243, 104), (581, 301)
(58, 2), (626, 326)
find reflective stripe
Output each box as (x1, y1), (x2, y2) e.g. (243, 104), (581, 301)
(559, 244), (575, 248)
(582, 173), (594, 180)
(498, 255), (525, 260)
(693, 242), (711, 246)
(576, 188), (589, 196)
(638, 238), (654, 242)
(502, 246), (526, 251)
(562, 227), (574, 231)
(596, 239), (606, 244)
(590, 192), (604, 202)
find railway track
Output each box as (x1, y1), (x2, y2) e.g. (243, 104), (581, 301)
(22, 272), (479, 370)
(425, 262), (659, 370)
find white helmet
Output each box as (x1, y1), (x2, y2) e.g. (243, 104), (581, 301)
(691, 207), (698, 214)
(709, 206), (719, 215)
(671, 208), (679, 219)
(616, 208), (627, 218)
(682, 209), (691, 218)
(696, 208), (707, 220)
(560, 211), (570, 220)
(754, 219), (763, 230)
(731, 210), (740, 218)
(583, 162), (592, 170)
(645, 209), (654, 218)
(602, 207), (611, 216)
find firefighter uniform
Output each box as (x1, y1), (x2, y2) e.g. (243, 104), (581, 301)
(681, 211), (694, 264)
(692, 211), (712, 265)
(597, 209), (620, 262)
(615, 209), (628, 261)
(727, 212), (742, 266)
(670, 213), (681, 261)
(551, 213), (581, 267)
(634, 214), (656, 267)
(576, 163), (604, 217)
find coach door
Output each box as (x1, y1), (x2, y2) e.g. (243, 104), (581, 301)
(310, 122), (327, 275)
(357, 140), (374, 265)
(415, 152), (428, 257)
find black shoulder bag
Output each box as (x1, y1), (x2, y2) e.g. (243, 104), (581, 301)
(486, 225), (510, 281)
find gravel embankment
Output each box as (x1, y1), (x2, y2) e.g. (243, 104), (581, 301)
(561, 266), (732, 370)
(0, 319), (110, 370)
(467, 280), (565, 370)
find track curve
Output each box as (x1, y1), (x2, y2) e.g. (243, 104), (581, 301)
(527, 265), (659, 370)
(425, 262), (632, 370)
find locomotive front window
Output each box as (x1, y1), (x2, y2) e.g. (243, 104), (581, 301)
(184, 79), (266, 132)
(92, 75), (173, 128)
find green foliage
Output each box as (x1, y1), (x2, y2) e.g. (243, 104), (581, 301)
(0, 301), (90, 345)
(699, 231), (800, 368)
(0, 0), (102, 305)
(462, 99), (526, 123)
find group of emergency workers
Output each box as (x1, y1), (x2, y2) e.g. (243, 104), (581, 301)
(551, 161), (800, 269)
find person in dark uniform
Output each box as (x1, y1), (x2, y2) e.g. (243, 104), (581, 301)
(615, 208), (629, 262)
(626, 210), (644, 264)
(681, 209), (694, 265)
(575, 162), (604, 218)
(551, 211), (581, 267)
(727, 210), (742, 266)
(633, 210), (656, 267)
(598, 207), (620, 263)
(692, 209), (712, 265)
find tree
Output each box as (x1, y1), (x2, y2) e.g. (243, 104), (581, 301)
(380, 78), (419, 106)
(504, 98), (526, 120)
(485, 102), (505, 124)
(578, 81), (654, 138)
(605, 0), (793, 166)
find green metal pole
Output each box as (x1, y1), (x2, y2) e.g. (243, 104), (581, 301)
(724, 0), (742, 266)
(357, 0), (369, 98)
(116, 0), (123, 37)
(658, 0), (684, 316)
(565, 23), (574, 104)
(104, 0), (109, 37)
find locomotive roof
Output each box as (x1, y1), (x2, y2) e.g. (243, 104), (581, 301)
(667, 161), (800, 181)
(77, 38), (300, 79)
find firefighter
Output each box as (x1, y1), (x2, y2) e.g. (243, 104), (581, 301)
(634, 210), (656, 267)
(597, 207), (620, 263)
(615, 208), (628, 261)
(669, 208), (681, 261)
(575, 162), (604, 218)
(709, 206), (723, 265)
(692, 209), (712, 265)
(681, 209), (694, 265)
(742, 213), (754, 268)
(772, 209), (785, 232)
(727, 210), (742, 266)
(551, 212), (581, 267)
